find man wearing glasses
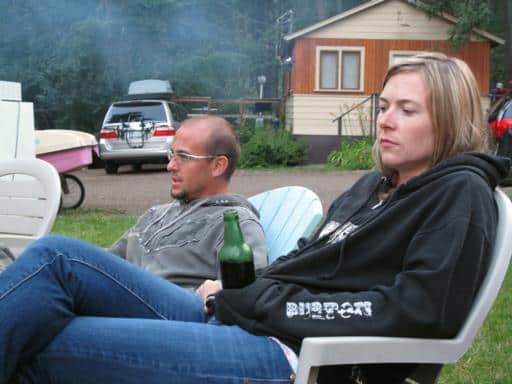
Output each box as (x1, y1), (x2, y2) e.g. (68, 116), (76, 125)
(107, 116), (267, 290)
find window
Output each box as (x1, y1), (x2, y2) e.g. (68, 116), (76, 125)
(389, 50), (425, 67)
(107, 101), (167, 123)
(316, 46), (364, 92)
(320, 51), (338, 89)
(342, 51), (360, 90)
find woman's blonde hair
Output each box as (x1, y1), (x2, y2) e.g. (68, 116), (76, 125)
(373, 52), (490, 176)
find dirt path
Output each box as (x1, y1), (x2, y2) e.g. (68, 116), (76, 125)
(73, 165), (369, 215)
(71, 164), (511, 215)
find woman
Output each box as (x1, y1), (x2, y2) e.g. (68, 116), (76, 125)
(1, 53), (508, 384)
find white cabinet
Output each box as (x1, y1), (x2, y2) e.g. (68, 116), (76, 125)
(0, 81), (35, 160)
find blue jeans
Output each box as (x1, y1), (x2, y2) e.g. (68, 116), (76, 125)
(0, 235), (294, 384)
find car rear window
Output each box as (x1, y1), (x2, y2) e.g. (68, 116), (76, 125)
(106, 102), (167, 123)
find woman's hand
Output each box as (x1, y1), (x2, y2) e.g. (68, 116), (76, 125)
(195, 279), (223, 314)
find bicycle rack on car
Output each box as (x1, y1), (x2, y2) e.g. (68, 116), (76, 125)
(116, 121), (155, 149)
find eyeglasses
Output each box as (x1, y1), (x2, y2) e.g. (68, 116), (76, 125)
(167, 148), (217, 163)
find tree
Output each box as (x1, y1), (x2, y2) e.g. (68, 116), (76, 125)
(419, 0), (510, 86)
(419, 0), (491, 49)
(488, 0), (512, 87)
(0, 0), (507, 133)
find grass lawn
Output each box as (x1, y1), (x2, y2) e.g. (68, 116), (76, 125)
(51, 208), (511, 383)
(52, 208), (137, 247)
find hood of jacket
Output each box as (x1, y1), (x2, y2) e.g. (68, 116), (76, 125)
(395, 152), (509, 194)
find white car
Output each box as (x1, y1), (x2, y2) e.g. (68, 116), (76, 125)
(99, 97), (187, 174)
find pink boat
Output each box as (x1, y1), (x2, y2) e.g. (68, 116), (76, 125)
(35, 130), (98, 209)
(35, 130), (98, 173)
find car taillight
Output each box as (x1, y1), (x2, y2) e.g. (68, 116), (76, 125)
(490, 118), (512, 139)
(100, 130), (118, 139)
(153, 126), (175, 136)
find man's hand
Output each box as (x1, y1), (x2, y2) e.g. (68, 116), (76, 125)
(195, 279), (223, 314)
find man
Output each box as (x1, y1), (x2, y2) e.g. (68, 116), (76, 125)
(490, 82), (508, 104)
(109, 116), (267, 289)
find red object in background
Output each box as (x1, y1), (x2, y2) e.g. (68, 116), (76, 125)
(99, 130), (118, 139)
(496, 87), (508, 98)
(153, 125), (175, 136)
(490, 118), (512, 139)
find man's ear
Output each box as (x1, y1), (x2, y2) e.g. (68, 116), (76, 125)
(211, 155), (229, 178)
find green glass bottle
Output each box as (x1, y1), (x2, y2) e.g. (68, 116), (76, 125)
(219, 209), (255, 289)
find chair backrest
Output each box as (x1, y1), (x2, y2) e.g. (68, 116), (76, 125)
(450, 188), (512, 355)
(0, 158), (61, 256)
(248, 186), (323, 263)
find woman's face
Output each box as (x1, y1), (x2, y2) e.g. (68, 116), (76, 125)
(377, 71), (435, 185)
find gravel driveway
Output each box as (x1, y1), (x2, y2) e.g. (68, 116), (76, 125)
(71, 164), (512, 215)
(73, 165), (369, 215)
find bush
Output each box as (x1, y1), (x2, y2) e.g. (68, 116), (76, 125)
(236, 124), (255, 145)
(327, 138), (374, 170)
(239, 128), (308, 168)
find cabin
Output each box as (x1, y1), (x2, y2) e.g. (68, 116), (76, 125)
(281, 0), (504, 163)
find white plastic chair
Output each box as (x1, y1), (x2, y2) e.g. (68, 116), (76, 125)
(0, 158), (61, 257)
(294, 188), (512, 384)
(249, 186), (323, 263)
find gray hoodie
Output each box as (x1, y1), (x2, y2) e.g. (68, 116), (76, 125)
(109, 194), (267, 289)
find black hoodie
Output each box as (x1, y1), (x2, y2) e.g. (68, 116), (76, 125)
(215, 153), (510, 357)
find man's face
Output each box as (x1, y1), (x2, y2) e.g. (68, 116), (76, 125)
(166, 122), (216, 202)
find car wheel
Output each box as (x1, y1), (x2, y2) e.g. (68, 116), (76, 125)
(105, 162), (119, 174)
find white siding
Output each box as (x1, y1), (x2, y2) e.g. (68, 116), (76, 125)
(481, 97), (491, 115)
(285, 98), (294, 130)
(287, 94), (492, 137)
(307, 0), (485, 41)
(287, 94), (374, 136)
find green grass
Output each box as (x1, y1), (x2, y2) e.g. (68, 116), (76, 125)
(51, 207), (511, 382)
(438, 266), (512, 383)
(51, 208), (137, 248)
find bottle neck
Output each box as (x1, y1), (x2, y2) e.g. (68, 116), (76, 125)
(223, 218), (244, 245)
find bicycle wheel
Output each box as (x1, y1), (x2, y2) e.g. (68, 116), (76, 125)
(61, 173), (85, 209)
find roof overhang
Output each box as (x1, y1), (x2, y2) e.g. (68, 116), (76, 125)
(284, 0), (504, 45)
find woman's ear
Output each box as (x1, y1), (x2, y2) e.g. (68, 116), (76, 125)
(211, 155), (229, 178)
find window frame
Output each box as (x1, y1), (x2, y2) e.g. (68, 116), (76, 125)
(388, 50), (425, 67)
(315, 46), (365, 92)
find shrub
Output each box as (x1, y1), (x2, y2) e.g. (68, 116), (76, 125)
(239, 128), (308, 168)
(327, 138), (374, 170)
(236, 124), (255, 145)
